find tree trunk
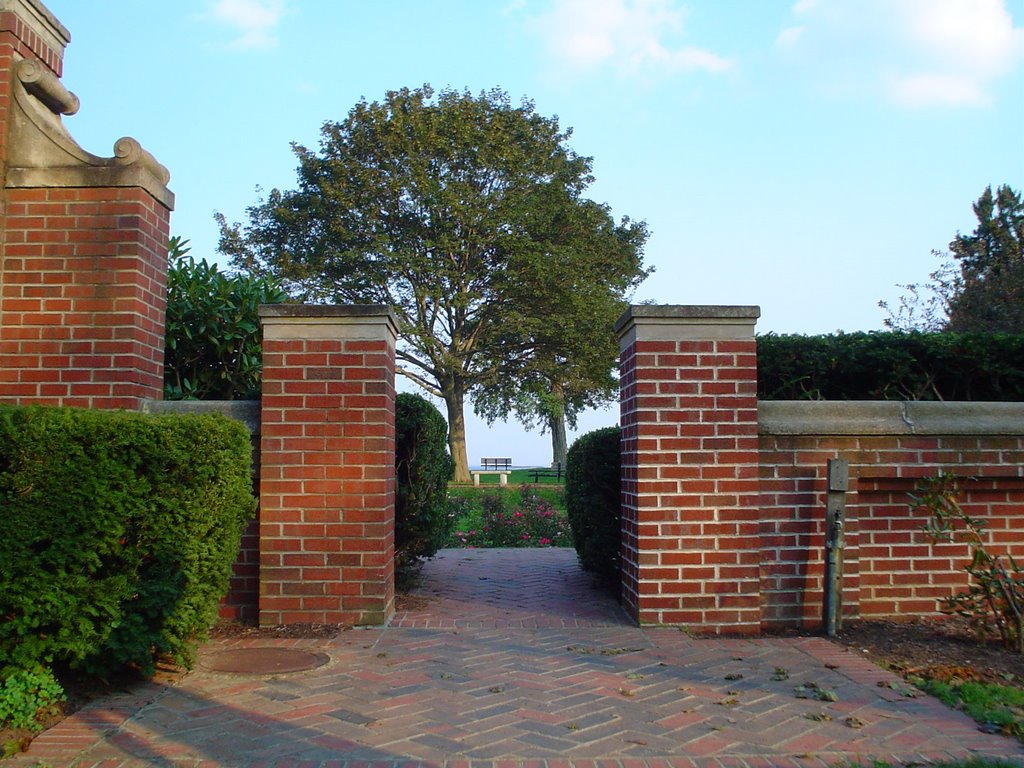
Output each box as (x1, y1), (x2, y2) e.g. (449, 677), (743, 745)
(442, 383), (472, 484)
(549, 411), (568, 470)
(547, 381), (568, 469)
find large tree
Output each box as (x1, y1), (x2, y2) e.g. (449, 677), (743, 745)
(217, 85), (649, 482)
(881, 184), (1023, 333)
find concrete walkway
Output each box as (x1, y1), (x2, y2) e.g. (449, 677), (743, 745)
(13, 548), (1022, 767)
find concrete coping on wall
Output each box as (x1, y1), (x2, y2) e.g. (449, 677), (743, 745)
(141, 399), (261, 434)
(259, 304), (399, 341)
(615, 304), (761, 344)
(759, 400), (1024, 436)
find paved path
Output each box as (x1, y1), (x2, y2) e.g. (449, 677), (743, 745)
(13, 548), (1023, 767)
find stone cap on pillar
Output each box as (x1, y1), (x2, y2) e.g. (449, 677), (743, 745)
(615, 305), (760, 345)
(5, 52), (174, 210)
(259, 304), (400, 341)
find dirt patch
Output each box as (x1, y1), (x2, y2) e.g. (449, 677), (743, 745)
(395, 593), (433, 612)
(832, 615), (1024, 687)
(208, 619), (350, 640)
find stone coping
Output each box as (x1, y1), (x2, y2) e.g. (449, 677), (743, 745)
(614, 304), (761, 333)
(760, 400), (1024, 436)
(141, 399), (260, 434)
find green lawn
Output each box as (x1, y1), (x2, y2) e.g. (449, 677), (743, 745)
(456, 466), (566, 486)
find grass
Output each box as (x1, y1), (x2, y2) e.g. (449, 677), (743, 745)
(907, 676), (1024, 742)
(455, 467), (566, 486)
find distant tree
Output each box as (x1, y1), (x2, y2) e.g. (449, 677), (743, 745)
(472, 200), (648, 467)
(164, 237), (287, 400)
(881, 185), (1023, 333)
(217, 85), (649, 481)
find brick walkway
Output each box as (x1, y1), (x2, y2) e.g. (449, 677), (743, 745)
(13, 548), (1022, 767)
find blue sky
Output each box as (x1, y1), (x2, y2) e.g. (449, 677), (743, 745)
(46, 0), (1024, 466)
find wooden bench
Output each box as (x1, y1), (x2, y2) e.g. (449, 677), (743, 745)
(481, 457), (512, 471)
(471, 457), (513, 486)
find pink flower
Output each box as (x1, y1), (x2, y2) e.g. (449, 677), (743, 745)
(540, 537), (552, 546)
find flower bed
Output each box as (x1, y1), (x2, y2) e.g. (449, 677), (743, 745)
(447, 485), (571, 548)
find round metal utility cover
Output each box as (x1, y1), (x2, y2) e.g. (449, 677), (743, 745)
(202, 648), (329, 675)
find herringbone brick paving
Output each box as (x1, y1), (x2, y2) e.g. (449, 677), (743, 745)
(12, 548), (1023, 767)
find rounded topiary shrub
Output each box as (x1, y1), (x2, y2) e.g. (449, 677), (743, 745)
(395, 393), (454, 582)
(0, 405), (256, 678)
(565, 426), (621, 587)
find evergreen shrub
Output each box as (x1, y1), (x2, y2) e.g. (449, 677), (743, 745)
(565, 426), (621, 586)
(0, 405), (256, 678)
(164, 236), (287, 400)
(394, 393), (454, 579)
(758, 332), (1024, 401)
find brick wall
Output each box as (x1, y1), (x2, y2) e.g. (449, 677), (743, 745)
(617, 306), (763, 634)
(0, 187), (170, 408)
(618, 306), (1024, 635)
(258, 305), (397, 626)
(0, 0), (173, 411)
(759, 402), (1024, 631)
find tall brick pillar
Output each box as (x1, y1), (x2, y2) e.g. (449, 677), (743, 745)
(258, 305), (397, 626)
(616, 305), (762, 634)
(0, 0), (173, 410)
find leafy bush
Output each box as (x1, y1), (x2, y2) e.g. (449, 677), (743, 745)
(916, 472), (1024, 653)
(395, 393), (454, 578)
(0, 666), (65, 733)
(565, 426), (621, 585)
(452, 486), (569, 548)
(0, 405), (256, 677)
(164, 236), (287, 400)
(758, 331), (1024, 401)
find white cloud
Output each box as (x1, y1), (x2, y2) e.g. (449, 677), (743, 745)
(208, 0), (285, 50)
(775, 25), (804, 48)
(887, 73), (987, 108)
(779, 0), (1024, 108)
(526, 0), (734, 79)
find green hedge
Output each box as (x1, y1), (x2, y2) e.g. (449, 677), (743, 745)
(758, 332), (1024, 401)
(565, 426), (621, 586)
(394, 393), (454, 582)
(0, 406), (256, 678)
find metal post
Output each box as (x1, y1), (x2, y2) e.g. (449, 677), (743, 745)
(824, 458), (849, 637)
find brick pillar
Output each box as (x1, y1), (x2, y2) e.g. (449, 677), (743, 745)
(258, 305), (397, 626)
(0, 0), (173, 410)
(616, 305), (762, 634)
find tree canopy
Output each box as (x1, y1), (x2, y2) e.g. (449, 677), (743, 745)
(945, 184), (1024, 333)
(472, 198), (648, 467)
(881, 184), (1023, 333)
(218, 85), (649, 481)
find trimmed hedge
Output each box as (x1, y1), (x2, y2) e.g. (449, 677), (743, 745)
(0, 405), (256, 678)
(565, 426), (621, 586)
(758, 332), (1024, 401)
(394, 393), (454, 580)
